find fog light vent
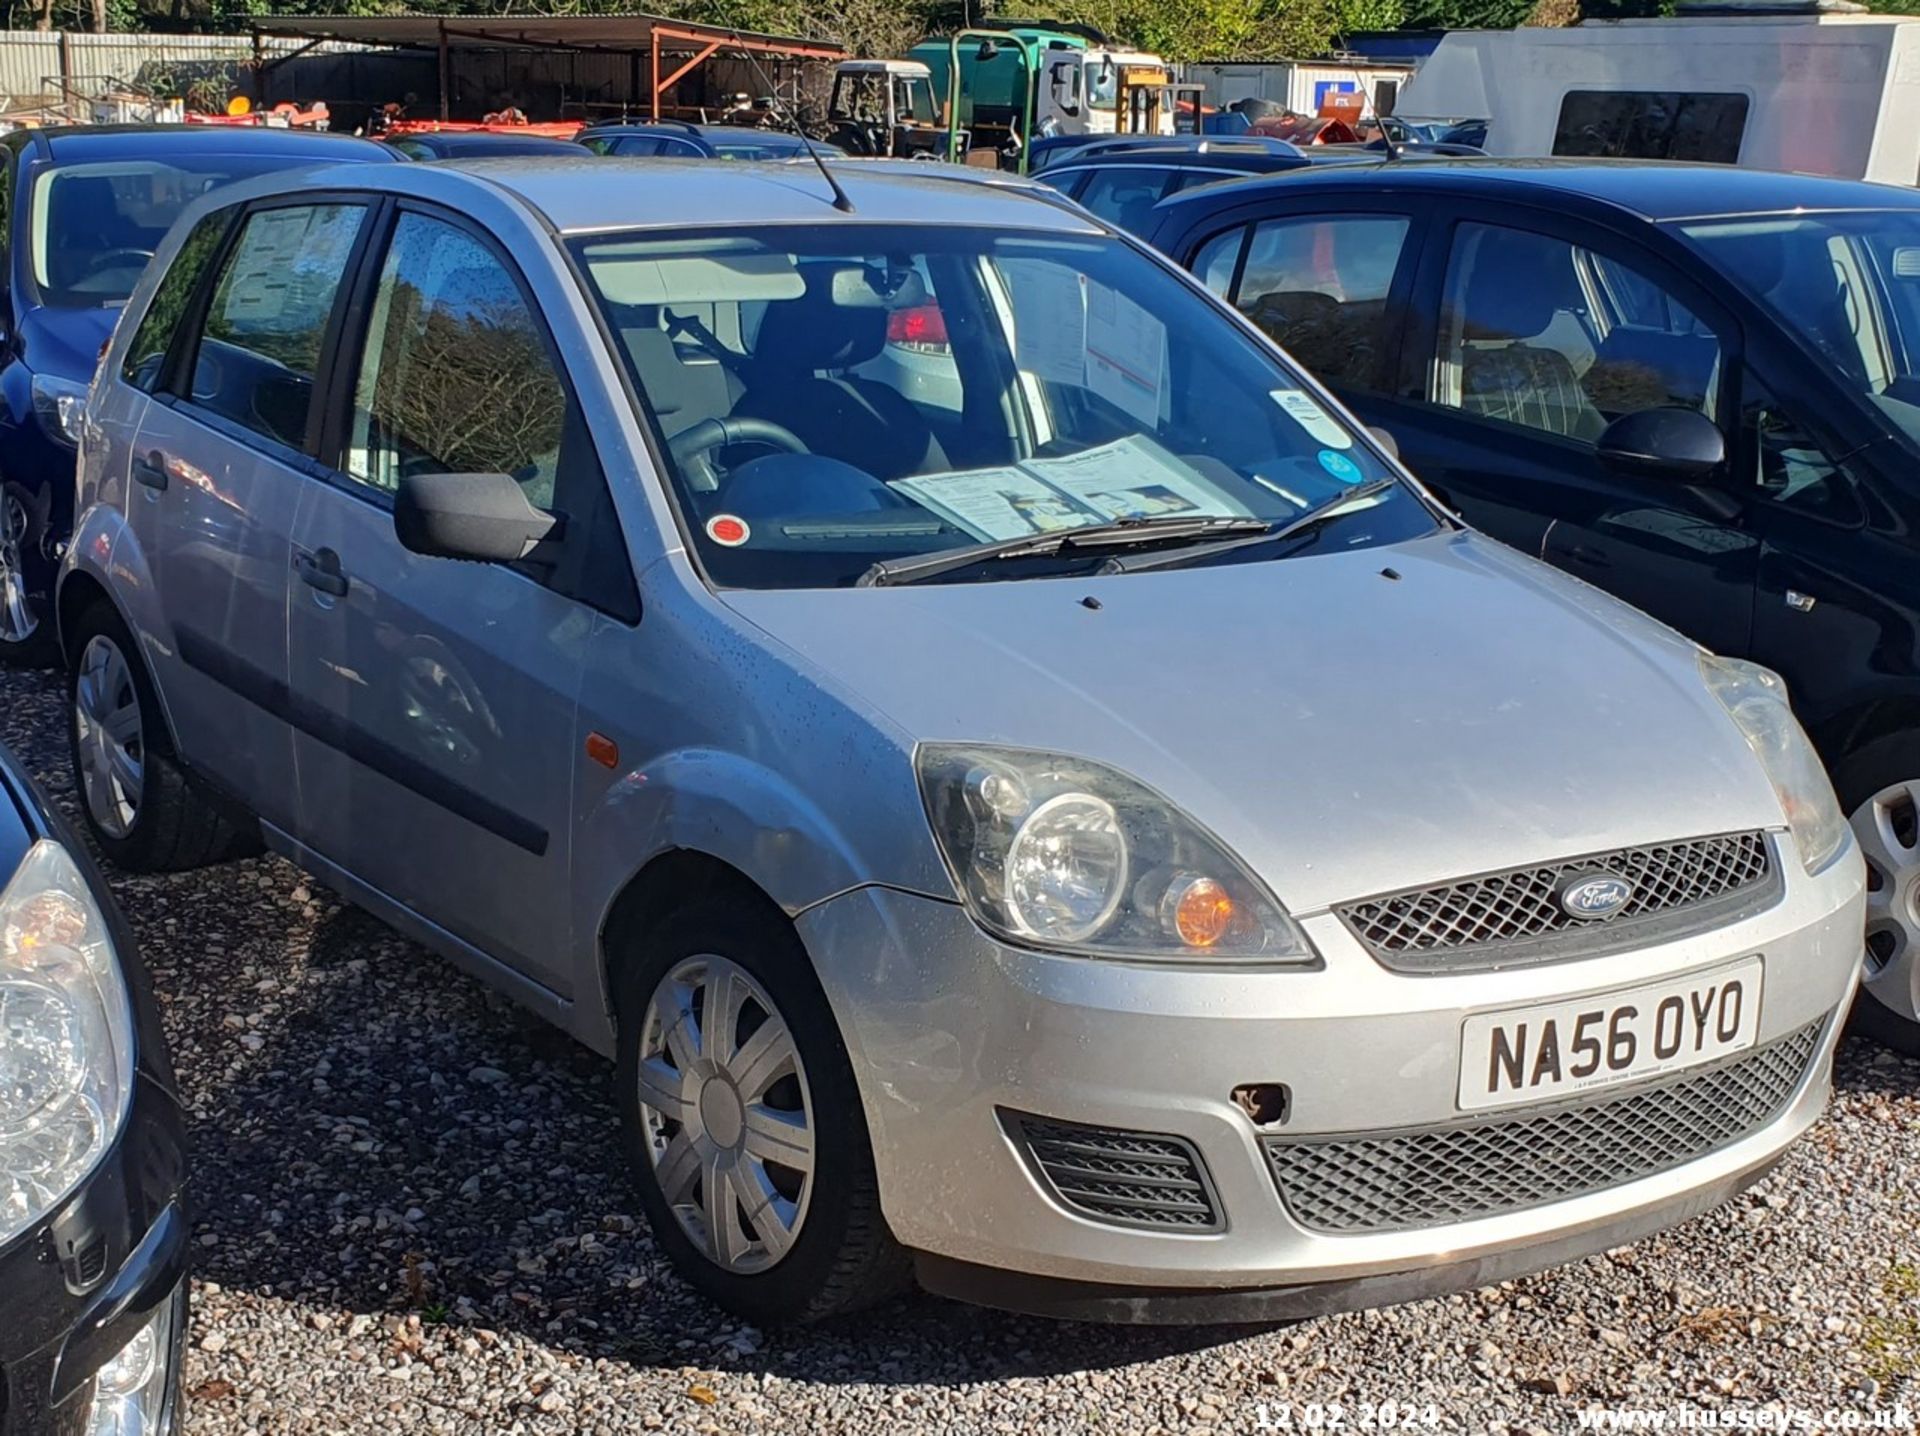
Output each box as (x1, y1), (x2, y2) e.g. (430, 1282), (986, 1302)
(1005, 1112), (1223, 1232)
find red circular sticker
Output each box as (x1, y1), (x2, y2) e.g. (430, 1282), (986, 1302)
(706, 514), (750, 547)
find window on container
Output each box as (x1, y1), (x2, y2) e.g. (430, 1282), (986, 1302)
(1552, 91), (1748, 164)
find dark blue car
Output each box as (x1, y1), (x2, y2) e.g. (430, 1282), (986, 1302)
(576, 120), (847, 161)
(0, 125), (395, 664)
(1145, 158), (1920, 1055)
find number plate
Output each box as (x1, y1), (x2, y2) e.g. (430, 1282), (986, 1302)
(1458, 957), (1763, 1113)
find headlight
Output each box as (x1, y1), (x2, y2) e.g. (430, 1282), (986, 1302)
(0, 840), (134, 1247)
(916, 744), (1313, 961)
(1699, 653), (1848, 874)
(30, 374), (88, 448)
(88, 1286), (178, 1436)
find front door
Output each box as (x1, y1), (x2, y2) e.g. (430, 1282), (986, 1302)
(1389, 211), (1757, 654)
(128, 199), (371, 828)
(287, 206), (607, 993)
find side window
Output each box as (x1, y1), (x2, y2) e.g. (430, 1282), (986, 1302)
(187, 203), (364, 451)
(1745, 370), (1860, 522)
(1191, 226), (1247, 298)
(1074, 167), (1176, 235)
(1433, 221), (1722, 444)
(1553, 91), (1748, 164)
(347, 211), (566, 510)
(123, 209), (231, 391)
(1232, 214), (1409, 391)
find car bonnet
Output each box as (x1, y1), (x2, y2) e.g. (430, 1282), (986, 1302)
(720, 528), (1790, 914)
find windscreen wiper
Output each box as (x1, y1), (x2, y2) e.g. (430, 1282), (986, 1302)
(1097, 477), (1399, 576)
(856, 514), (1271, 588)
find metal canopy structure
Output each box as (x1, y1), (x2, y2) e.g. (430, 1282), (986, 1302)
(250, 13), (847, 121)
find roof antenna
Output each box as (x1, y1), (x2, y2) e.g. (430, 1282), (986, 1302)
(1341, 46), (1399, 161)
(725, 28), (854, 211)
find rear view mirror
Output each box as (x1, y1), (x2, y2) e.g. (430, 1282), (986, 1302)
(1595, 408), (1726, 481)
(1366, 425), (1399, 461)
(394, 472), (563, 563)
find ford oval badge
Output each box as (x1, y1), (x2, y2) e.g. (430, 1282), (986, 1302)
(1558, 872), (1634, 920)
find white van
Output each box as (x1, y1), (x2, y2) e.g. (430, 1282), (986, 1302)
(1400, 2), (1920, 185)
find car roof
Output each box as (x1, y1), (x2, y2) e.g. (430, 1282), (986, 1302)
(1155, 156), (1920, 223)
(399, 132), (581, 154)
(35, 124), (393, 163)
(1052, 149), (1312, 174)
(312, 155), (1106, 236)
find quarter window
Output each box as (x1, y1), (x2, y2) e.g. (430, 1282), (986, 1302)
(124, 208), (231, 391)
(1553, 91), (1748, 164)
(346, 211), (567, 510)
(1232, 214), (1410, 391)
(1433, 222), (1722, 445)
(188, 203), (364, 450)
(1073, 167), (1177, 235)
(1746, 371), (1860, 522)
(1192, 226), (1245, 297)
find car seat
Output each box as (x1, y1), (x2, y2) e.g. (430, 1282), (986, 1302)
(1455, 250), (1606, 441)
(735, 263), (945, 481)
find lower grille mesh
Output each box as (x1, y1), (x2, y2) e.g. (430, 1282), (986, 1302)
(1012, 1115), (1222, 1231)
(1265, 1023), (1822, 1234)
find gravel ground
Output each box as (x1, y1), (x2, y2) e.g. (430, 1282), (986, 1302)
(3, 664), (1916, 1435)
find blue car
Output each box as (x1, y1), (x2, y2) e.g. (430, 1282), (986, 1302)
(576, 119), (847, 161)
(0, 124), (395, 664)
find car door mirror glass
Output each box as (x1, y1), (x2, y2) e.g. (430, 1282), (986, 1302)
(394, 471), (564, 563)
(1595, 407), (1726, 480)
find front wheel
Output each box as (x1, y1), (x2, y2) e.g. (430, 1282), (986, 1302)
(1848, 779), (1920, 1057)
(614, 898), (909, 1324)
(0, 483), (57, 667)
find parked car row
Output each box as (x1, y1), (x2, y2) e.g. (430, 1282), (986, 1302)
(22, 140), (1869, 1355)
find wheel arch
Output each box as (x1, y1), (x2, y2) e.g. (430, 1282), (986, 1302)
(596, 848), (793, 1045)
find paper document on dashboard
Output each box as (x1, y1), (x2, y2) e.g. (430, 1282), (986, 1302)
(890, 438), (1247, 541)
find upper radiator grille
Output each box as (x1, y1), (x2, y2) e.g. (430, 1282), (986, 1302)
(1264, 1022), (1821, 1234)
(1337, 831), (1775, 971)
(1009, 1114), (1222, 1232)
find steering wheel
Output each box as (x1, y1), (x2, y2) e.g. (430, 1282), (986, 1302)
(668, 415), (808, 469)
(81, 248), (156, 278)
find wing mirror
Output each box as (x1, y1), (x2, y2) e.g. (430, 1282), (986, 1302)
(394, 472), (564, 563)
(1595, 407), (1726, 480)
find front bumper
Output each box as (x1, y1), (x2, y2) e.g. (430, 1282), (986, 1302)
(795, 836), (1862, 1306)
(0, 1071), (189, 1433)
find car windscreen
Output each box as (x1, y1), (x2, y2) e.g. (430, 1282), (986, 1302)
(30, 156), (310, 308)
(572, 223), (1428, 589)
(1682, 211), (1920, 446)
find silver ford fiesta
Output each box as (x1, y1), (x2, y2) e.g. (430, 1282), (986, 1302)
(61, 156), (1864, 1325)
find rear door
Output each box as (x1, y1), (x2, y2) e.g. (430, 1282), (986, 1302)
(285, 202), (633, 994)
(1386, 204), (1756, 652)
(124, 197), (372, 827)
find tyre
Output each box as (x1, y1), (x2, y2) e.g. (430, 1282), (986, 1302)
(1835, 738), (1920, 1058)
(613, 896), (910, 1324)
(67, 600), (257, 872)
(0, 482), (58, 668)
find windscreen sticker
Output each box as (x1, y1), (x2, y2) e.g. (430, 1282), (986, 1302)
(705, 514), (751, 547)
(1271, 389), (1353, 449)
(1318, 449), (1363, 484)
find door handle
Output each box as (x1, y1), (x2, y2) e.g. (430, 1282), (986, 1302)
(131, 451), (167, 492)
(294, 547), (349, 598)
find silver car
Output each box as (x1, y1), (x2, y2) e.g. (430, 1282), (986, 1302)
(61, 157), (1865, 1325)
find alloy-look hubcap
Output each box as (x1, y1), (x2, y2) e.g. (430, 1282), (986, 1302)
(0, 493), (37, 645)
(74, 635), (144, 838)
(1850, 781), (1920, 1027)
(636, 954), (815, 1274)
